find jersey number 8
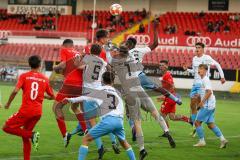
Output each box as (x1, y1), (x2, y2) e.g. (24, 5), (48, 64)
(30, 82), (39, 100)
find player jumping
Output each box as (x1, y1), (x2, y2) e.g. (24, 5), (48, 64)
(52, 39), (87, 147)
(64, 71), (136, 160)
(2, 55), (55, 160)
(193, 64), (228, 148)
(183, 42), (225, 136)
(111, 45), (175, 160)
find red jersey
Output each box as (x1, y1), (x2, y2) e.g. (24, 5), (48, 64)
(162, 71), (174, 92)
(16, 71), (54, 115)
(84, 45), (107, 62)
(60, 47), (83, 85)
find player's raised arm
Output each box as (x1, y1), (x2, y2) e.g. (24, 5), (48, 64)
(53, 62), (66, 74)
(148, 20), (159, 50)
(208, 56), (226, 84)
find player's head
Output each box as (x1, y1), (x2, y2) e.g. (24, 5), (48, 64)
(96, 29), (109, 45)
(102, 71), (115, 85)
(28, 55), (41, 69)
(126, 37), (137, 49)
(119, 44), (129, 57)
(198, 64), (208, 77)
(195, 42), (205, 57)
(159, 60), (169, 73)
(90, 44), (102, 56)
(62, 39), (74, 48)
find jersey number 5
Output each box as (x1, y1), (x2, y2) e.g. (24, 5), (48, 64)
(92, 65), (101, 80)
(30, 82), (39, 100)
(107, 94), (116, 109)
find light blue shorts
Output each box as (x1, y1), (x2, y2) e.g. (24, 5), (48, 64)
(189, 83), (202, 98)
(196, 108), (215, 124)
(88, 116), (125, 141)
(138, 72), (156, 89)
(83, 100), (98, 120)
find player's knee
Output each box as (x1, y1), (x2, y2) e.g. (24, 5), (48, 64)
(194, 121), (201, 127)
(169, 115), (175, 121)
(207, 123), (215, 129)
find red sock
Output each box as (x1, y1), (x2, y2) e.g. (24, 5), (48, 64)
(76, 113), (87, 132)
(181, 116), (190, 123)
(22, 137), (31, 160)
(56, 116), (67, 137)
(3, 126), (32, 138)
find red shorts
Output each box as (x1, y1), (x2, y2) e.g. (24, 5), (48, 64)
(56, 83), (83, 102)
(4, 112), (41, 130)
(160, 97), (176, 115)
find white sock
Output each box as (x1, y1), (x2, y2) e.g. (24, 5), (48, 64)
(220, 135), (226, 141)
(200, 138), (205, 142)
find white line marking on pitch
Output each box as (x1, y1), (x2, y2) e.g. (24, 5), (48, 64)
(1, 135), (239, 160)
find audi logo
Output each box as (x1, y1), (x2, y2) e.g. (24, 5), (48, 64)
(126, 34), (150, 45)
(186, 36), (212, 46)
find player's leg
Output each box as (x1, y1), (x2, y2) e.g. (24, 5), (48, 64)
(159, 112), (169, 137)
(168, 113), (190, 123)
(194, 108), (207, 147)
(2, 112), (32, 139)
(52, 100), (67, 137)
(140, 93), (176, 148)
(114, 126), (136, 160)
(126, 103), (136, 141)
(22, 115), (41, 160)
(206, 109), (228, 148)
(71, 102), (87, 133)
(83, 100), (105, 154)
(126, 97), (147, 160)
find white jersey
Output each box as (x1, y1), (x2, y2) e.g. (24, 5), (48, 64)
(68, 85), (124, 118)
(200, 76), (216, 110)
(82, 54), (107, 89)
(128, 47), (151, 75)
(187, 54), (224, 84)
(129, 47), (151, 63)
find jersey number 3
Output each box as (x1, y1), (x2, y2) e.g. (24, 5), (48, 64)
(30, 82), (39, 100)
(107, 94), (116, 109)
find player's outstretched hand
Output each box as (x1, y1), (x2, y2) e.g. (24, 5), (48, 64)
(182, 64), (188, 71)
(220, 78), (226, 84)
(62, 98), (70, 105)
(157, 95), (165, 102)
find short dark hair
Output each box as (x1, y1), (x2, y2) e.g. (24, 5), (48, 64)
(28, 55), (41, 69)
(127, 37), (137, 47)
(199, 64), (208, 70)
(102, 71), (115, 84)
(62, 39), (73, 45)
(160, 60), (169, 65)
(119, 45), (129, 56)
(195, 42), (205, 48)
(91, 44), (102, 55)
(96, 29), (109, 41)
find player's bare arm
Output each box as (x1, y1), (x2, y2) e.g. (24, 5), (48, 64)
(148, 20), (159, 50)
(4, 87), (20, 109)
(44, 94), (55, 100)
(53, 62), (66, 74)
(198, 89), (212, 108)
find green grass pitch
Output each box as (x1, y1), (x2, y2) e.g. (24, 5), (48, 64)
(0, 83), (240, 160)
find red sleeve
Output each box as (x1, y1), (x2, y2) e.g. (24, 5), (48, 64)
(99, 50), (107, 62)
(16, 74), (25, 89)
(162, 72), (174, 90)
(60, 48), (67, 62)
(45, 79), (55, 99)
(84, 46), (90, 55)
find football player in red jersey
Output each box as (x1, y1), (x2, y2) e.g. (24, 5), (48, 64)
(2, 55), (55, 160)
(52, 39), (87, 147)
(157, 60), (191, 137)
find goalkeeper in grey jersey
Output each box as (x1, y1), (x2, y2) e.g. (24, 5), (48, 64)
(110, 45), (176, 160)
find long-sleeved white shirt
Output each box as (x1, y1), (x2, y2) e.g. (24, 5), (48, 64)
(187, 54), (224, 84)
